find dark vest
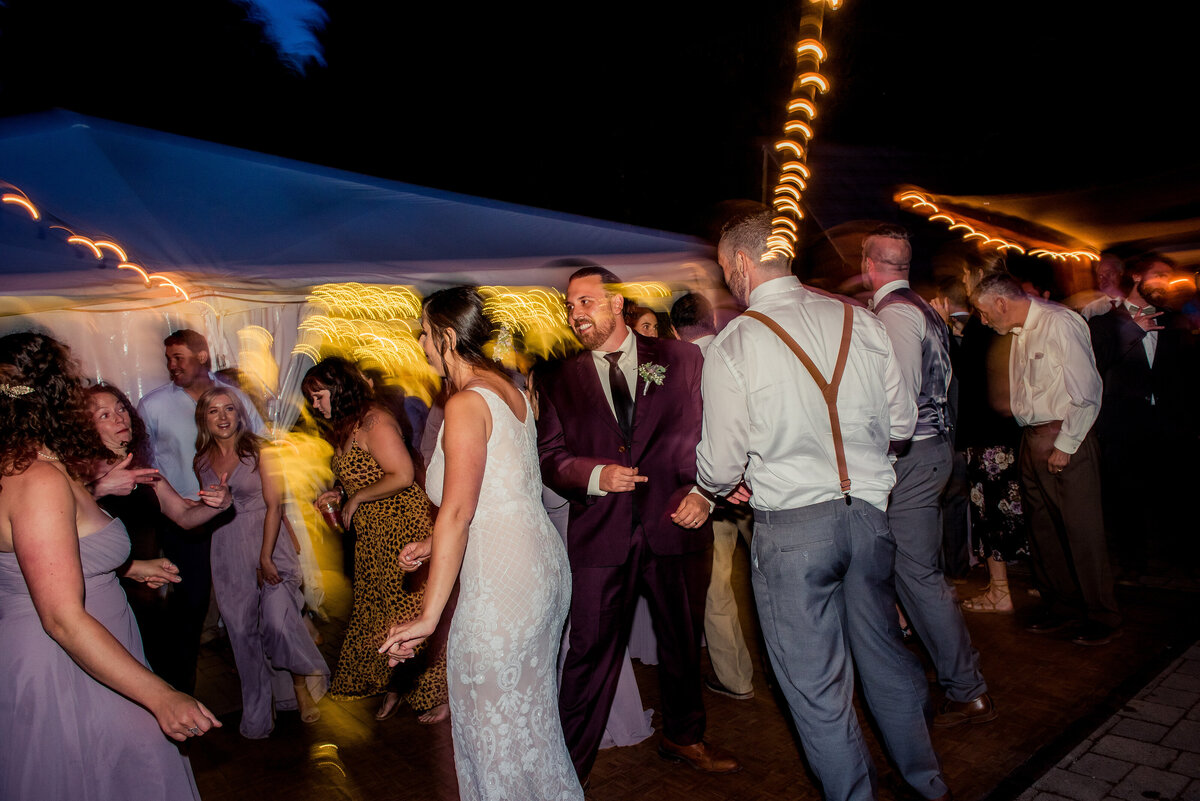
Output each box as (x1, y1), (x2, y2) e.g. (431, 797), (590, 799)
(875, 286), (952, 438)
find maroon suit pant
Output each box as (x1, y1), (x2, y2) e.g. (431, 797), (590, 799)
(559, 523), (710, 780)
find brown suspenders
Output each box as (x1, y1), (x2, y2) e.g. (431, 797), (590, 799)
(741, 304), (855, 499)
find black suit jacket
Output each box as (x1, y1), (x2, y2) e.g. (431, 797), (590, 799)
(1088, 306), (1199, 447)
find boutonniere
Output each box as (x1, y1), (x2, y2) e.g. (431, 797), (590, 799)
(637, 362), (667, 396)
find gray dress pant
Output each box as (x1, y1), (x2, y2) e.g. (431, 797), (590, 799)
(890, 434), (988, 703)
(751, 497), (947, 801)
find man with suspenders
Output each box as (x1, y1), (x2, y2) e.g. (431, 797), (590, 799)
(696, 211), (948, 801)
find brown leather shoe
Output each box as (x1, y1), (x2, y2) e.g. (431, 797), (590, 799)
(933, 693), (997, 727)
(657, 738), (742, 773)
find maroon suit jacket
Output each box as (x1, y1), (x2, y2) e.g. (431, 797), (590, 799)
(537, 333), (712, 568)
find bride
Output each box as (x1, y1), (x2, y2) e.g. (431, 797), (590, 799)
(380, 286), (582, 801)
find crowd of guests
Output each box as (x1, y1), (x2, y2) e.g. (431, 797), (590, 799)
(2, 207), (1197, 801)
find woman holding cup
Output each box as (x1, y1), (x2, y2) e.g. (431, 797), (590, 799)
(304, 357), (447, 724)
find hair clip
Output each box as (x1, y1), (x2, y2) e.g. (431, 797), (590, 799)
(0, 383), (34, 398)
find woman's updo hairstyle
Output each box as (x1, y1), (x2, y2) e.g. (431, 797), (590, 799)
(422, 286), (505, 388)
(0, 332), (108, 487)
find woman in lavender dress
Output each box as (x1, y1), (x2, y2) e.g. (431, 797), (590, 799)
(193, 387), (329, 738)
(0, 332), (219, 800)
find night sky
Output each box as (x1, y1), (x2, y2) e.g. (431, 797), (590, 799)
(1, 1), (1195, 241)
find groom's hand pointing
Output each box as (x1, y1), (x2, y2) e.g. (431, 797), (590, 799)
(599, 464), (648, 493)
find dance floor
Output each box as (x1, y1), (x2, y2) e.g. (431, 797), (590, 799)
(188, 548), (1200, 801)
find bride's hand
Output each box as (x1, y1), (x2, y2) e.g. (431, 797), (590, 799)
(379, 616), (437, 666)
(398, 538), (432, 573)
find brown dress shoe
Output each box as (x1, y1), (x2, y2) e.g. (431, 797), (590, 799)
(933, 693), (997, 728)
(657, 738), (743, 773)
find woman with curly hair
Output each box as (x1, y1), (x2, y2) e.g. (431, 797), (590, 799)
(85, 382), (233, 682)
(0, 332), (218, 800)
(304, 357), (447, 724)
(193, 387), (329, 738)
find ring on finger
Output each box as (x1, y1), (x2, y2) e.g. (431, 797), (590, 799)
(187, 726), (200, 736)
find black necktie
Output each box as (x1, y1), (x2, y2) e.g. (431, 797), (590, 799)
(605, 351), (633, 440)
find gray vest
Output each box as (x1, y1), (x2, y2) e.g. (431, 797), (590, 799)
(874, 287), (952, 437)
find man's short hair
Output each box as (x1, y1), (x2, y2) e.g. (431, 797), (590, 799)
(567, 265), (624, 291)
(1125, 252), (1176, 280)
(971, 271), (1025, 303)
(670, 292), (715, 335)
(863, 223), (911, 264)
(164, 328), (209, 355)
(717, 210), (777, 269)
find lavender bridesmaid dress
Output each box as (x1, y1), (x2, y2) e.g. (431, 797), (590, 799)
(199, 455), (329, 739)
(0, 517), (201, 800)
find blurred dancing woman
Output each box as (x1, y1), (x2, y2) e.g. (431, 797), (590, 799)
(86, 382), (234, 680)
(303, 357), (447, 724)
(381, 287), (582, 800)
(0, 332), (218, 800)
(194, 387), (329, 738)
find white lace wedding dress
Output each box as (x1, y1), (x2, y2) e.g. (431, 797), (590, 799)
(426, 386), (582, 801)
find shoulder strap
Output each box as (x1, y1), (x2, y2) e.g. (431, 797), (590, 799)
(742, 305), (855, 497)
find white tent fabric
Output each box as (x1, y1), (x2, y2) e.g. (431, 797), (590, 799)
(1, 110), (719, 612)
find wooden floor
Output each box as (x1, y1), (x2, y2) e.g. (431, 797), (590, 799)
(188, 547), (1200, 801)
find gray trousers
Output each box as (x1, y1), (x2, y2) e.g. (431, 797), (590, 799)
(890, 434), (988, 703)
(751, 497), (947, 801)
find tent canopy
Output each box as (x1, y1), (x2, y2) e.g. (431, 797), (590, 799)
(0, 109), (715, 306)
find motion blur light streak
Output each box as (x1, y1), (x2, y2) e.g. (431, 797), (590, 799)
(67, 235), (104, 259)
(775, 140), (805, 158)
(1, 194), (39, 220)
(786, 99), (818, 119)
(784, 121), (815, 139)
(94, 240), (129, 261)
(797, 73), (830, 92)
(117, 262), (152, 283)
(897, 190), (1096, 261)
(795, 40), (828, 61)
(781, 162), (811, 179)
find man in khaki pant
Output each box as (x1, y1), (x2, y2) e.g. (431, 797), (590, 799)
(672, 292), (755, 700)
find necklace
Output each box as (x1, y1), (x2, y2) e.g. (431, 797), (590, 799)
(37, 449), (61, 462)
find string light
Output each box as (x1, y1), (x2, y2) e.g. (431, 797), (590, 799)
(1, 193), (39, 220)
(784, 121), (815, 139)
(67, 235), (104, 259)
(94, 240), (128, 261)
(118, 262), (152, 282)
(795, 40), (827, 61)
(797, 73), (830, 93)
(786, 99), (818, 119)
(896, 190), (1096, 261)
(781, 162), (811, 179)
(774, 140), (805, 158)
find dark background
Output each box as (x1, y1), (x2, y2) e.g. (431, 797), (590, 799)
(1, 1), (1194, 240)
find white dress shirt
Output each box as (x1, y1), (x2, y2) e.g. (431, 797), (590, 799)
(1008, 298), (1102, 455)
(586, 325), (638, 496)
(138, 375), (266, 497)
(697, 276), (917, 512)
(871, 279), (939, 441)
(1123, 298), (1159, 368)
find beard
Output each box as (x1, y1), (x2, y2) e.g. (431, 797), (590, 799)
(728, 264), (749, 306)
(1139, 280), (1169, 308)
(572, 313), (616, 350)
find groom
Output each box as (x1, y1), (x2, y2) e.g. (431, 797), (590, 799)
(537, 266), (741, 783)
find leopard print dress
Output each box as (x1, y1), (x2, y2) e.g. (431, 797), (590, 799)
(328, 442), (447, 712)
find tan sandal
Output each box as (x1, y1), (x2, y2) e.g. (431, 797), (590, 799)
(961, 580), (1013, 614)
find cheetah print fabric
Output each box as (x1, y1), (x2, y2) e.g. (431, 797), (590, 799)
(328, 443), (447, 712)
